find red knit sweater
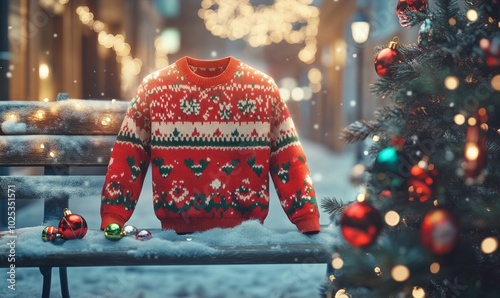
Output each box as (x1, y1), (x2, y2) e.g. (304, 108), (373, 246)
(100, 56), (320, 234)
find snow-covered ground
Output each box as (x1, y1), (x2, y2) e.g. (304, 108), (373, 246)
(1, 139), (357, 298)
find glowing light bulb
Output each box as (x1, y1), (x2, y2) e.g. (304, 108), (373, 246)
(391, 265), (410, 282)
(481, 237), (498, 254)
(444, 76), (459, 90)
(465, 143), (479, 161)
(454, 114), (465, 125)
(430, 262), (440, 274)
(385, 210), (400, 226)
(412, 286), (425, 298)
(466, 9), (478, 22)
(331, 256), (344, 270)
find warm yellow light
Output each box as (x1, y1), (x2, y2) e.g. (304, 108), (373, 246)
(374, 267), (382, 276)
(454, 114), (466, 125)
(309, 82), (321, 93)
(279, 88), (291, 102)
(40, 143), (45, 149)
(351, 21), (370, 44)
(35, 110), (45, 120)
(391, 265), (410, 282)
(356, 192), (366, 202)
(372, 135), (380, 142)
(385, 210), (400, 227)
(468, 117), (477, 126)
(291, 87), (305, 101)
(491, 75), (500, 91)
(7, 112), (19, 122)
(444, 76), (459, 90)
(49, 151), (56, 158)
(481, 237), (498, 254)
(449, 18), (456, 26)
(331, 257), (344, 269)
(335, 289), (350, 298)
(100, 116), (112, 126)
(430, 262), (440, 274)
(467, 9), (478, 22)
(412, 286), (426, 298)
(39, 63), (50, 80)
(198, 0), (319, 63)
(308, 68), (322, 84)
(465, 143), (479, 160)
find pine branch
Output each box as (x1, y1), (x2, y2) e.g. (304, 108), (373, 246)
(340, 120), (379, 143)
(320, 197), (347, 216)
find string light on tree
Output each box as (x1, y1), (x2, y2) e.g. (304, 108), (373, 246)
(429, 262), (440, 274)
(463, 108), (488, 182)
(481, 237), (498, 254)
(412, 286), (425, 298)
(391, 264), (410, 282)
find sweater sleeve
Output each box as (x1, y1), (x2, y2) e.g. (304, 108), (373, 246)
(268, 82), (320, 233)
(100, 81), (151, 230)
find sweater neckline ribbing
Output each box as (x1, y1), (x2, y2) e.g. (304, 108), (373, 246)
(176, 56), (240, 87)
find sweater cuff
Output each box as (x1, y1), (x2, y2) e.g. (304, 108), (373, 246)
(100, 214), (126, 230)
(293, 215), (320, 233)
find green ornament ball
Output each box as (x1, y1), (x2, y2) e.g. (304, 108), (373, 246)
(372, 147), (406, 190)
(104, 223), (124, 241)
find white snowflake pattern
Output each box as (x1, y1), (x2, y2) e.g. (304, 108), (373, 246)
(210, 179), (222, 190)
(169, 180), (189, 203)
(180, 98), (201, 115)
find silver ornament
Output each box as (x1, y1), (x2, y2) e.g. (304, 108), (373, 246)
(135, 229), (152, 241)
(123, 225), (138, 236)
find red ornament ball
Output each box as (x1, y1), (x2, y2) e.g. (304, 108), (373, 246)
(408, 163), (437, 202)
(421, 209), (458, 255)
(375, 40), (404, 78)
(397, 0), (429, 28)
(58, 208), (88, 240)
(340, 201), (383, 248)
(42, 225), (59, 242)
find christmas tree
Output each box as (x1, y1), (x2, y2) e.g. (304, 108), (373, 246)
(323, 0), (500, 297)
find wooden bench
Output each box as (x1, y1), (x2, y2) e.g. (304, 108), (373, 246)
(0, 100), (330, 298)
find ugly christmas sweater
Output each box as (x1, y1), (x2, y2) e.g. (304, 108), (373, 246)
(100, 56), (320, 234)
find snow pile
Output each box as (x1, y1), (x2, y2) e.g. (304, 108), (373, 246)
(1, 120), (27, 134)
(4, 221), (338, 259)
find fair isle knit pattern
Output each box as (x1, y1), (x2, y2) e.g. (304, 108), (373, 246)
(100, 56), (320, 234)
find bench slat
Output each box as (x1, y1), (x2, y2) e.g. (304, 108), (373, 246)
(0, 135), (116, 166)
(0, 176), (104, 200)
(0, 100), (128, 135)
(0, 243), (328, 267)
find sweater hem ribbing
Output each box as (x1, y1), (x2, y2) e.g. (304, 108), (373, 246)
(160, 218), (263, 234)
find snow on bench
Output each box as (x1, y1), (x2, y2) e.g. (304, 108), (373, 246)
(0, 100), (333, 298)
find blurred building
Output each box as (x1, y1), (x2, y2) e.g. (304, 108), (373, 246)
(4, 0), (415, 151)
